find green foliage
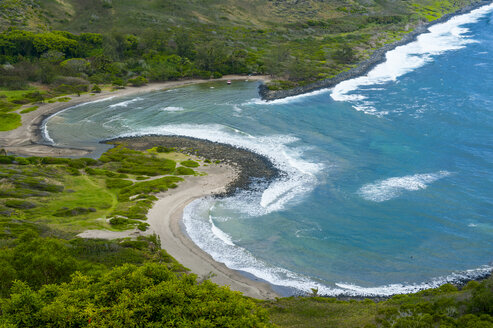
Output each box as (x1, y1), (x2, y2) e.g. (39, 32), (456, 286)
(101, 146), (176, 176)
(118, 176), (183, 201)
(105, 178), (133, 189)
(91, 84), (102, 93)
(128, 76), (148, 87)
(0, 263), (273, 327)
(4, 199), (36, 209)
(180, 159), (199, 167)
(0, 113), (21, 131)
(175, 166), (195, 175)
(20, 106), (38, 114)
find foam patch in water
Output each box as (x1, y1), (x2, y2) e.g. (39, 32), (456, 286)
(185, 198), (493, 297)
(161, 106), (185, 112)
(109, 97), (143, 108)
(331, 3), (493, 115)
(123, 123), (323, 215)
(244, 88), (331, 106)
(358, 171), (452, 202)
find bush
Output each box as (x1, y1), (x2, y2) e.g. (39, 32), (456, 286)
(138, 222), (150, 231)
(54, 207), (96, 217)
(180, 160), (199, 167)
(109, 217), (130, 225)
(128, 76), (148, 87)
(91, 84), (102, 93)
(0, 156), (15, 164)
(175, 166), (195, 175)
(4, 199), (36, 209)
(112, 78), (126, 87)
(14, 157), (29, 165)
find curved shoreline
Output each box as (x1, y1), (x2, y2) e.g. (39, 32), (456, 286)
(105, 135), (280, 195)
(146, 164), (279, 300)
(0, 75), (269, 157)
(258, 0), (492, 101)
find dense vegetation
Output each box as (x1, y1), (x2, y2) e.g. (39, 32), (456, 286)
(0, 0), (482, 130)
(0, 0), (482, 90)
(0, 146), (275, 326)
(0, 144), (493, 327)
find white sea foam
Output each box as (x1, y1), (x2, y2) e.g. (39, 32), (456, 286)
(331, 3), (493, 115)
(161, 106), (185, 112)
(244, 88), (331, 106)
(109, 97), (143, 108)
(122, 123), (323, 215)
(358, 171), (452, 202)
(42, 96), (117, 144)
(185, 198), (493, 296)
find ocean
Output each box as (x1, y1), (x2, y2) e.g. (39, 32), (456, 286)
(45, 3), (493, 296)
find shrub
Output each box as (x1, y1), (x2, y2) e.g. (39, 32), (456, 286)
(91, 84), (102, 93)
(112, 78), (126, 87)
(128, 76), (148, 87)
(180, 160), (199, 168)
(175, 166), (195, 175)
(4, 199), (36, 209)
(109, 217), (130, 225)
(138, 222), (150, 231)
(14, 157), (29, 165)
(0, 156), (15, 164)
(155, 146), (175, 153)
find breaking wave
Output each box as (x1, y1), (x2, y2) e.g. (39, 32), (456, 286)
(358, 171), (452, 202)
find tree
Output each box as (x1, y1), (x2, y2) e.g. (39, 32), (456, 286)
(263, 46), (290, 77)
(333, 45), (356, 64)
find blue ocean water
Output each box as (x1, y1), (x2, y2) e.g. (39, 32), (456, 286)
(45, 3), (493, 296)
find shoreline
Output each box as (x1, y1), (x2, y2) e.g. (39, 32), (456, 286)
(1, 3), (491, 299)
(146, 163), (279, 300)
(0, 75), (269, 157)
(106, 135), (280, 195)
(93, 136), (282, 299)
(258, 0), (492, 101)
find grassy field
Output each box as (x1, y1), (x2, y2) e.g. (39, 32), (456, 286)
(266, 282), (493, 327)
(0, 145), (203, 235)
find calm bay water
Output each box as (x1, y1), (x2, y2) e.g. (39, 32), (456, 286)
(45, 4), (493, 296)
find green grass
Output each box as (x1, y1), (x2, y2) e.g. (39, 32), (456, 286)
(19, 106), (39, 114)
(180, 159), (199, 168)
(0, 113), (21, 131)
(0, 88), (37, 101)
(0, 147), (186, 233)
(266, 297), (378, 328)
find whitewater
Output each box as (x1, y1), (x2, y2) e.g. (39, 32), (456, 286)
(45, 3), (493, 296)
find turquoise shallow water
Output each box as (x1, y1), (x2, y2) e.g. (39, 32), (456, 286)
(45, 3), (493, 296)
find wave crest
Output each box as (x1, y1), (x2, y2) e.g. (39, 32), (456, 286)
(358, 171), (452, 202)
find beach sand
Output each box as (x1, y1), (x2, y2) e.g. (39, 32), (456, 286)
(0, 75), (269, 157)
(0, 75), (279, 300)
(147, 163), (279, 300)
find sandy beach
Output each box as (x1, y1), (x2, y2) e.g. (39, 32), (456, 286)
(0, 74), (279, 300)
(147, 163), (279, 300)
(0, 75), (269, 157)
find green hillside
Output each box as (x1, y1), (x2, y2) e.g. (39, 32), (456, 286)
(0, 0), (482, 94)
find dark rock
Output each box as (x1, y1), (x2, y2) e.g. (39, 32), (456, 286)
(259, 0), (491, 101)
(104, 135), (280, 196)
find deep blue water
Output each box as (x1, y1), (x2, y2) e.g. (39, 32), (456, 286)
(45, 3), (493, 296)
